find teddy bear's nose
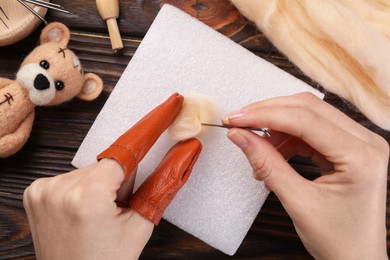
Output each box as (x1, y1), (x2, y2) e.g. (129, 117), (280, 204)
(34, 74), (50, 90)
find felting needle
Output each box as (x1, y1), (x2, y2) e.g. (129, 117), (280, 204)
(201, 123), (271, 137)
(0, 17), (8, 29)
(22, 0), (72, 14)
(0, 6), (8, 28)
(17, 0), (47, 24)
(27, 0), (62, 8)
(0, 6), (9, 20)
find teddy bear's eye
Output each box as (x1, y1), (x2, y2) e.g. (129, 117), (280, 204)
(39, 60), (50, 70)
(55, 81), (64, 91)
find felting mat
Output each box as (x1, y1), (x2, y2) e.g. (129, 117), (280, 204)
(72, 4), (323, 255)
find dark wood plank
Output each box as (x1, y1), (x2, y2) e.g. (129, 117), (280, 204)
(0, 0), (389, 259)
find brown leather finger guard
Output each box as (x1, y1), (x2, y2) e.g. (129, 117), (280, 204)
(129, 138), (202, 225)
(97, 93), (184, 177)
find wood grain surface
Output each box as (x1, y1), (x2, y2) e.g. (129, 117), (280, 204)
(0, 0), (389, 259)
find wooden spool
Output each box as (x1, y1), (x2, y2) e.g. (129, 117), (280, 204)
(0, 1), (48, 47)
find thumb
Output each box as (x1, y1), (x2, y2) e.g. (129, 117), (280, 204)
(116, 168), (137, 207)
(227, 128), (312, 209)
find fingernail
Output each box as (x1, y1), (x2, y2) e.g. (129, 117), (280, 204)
(227, 129), (248, 149)
(222, 110), (245, 123)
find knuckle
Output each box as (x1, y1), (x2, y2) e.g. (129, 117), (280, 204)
(251, 156), (273, 181)
(363, 134), (389, 162)
(23, 178), (48, 205)
(24, 176), (69, 211)
(63, 186), (90, 219)
(41, 177), (66, 207)
(295, 92), (319, 106)
(373, 134), (389, 158)
(289, 108), (318, 138)
(22, 187), (32, 211)
(63, 184), (108, 220)
(370, 135), (389, 173)
(351, 134), (389, 182)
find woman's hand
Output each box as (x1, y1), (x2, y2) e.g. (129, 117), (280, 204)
(23, 159), (153, 260)
(23, 93), (202, 260)
(224, 93), (388, 259)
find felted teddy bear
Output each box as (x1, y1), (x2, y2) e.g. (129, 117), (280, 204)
(0, 22), (103, 157)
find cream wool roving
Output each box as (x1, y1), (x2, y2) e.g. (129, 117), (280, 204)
(337, 0), (390, 40)
(168, 93), (220, 141)
(231, 0), (390, 130)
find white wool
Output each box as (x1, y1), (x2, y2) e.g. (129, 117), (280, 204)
(16, 63), (55, 106)
(231, 0), (390, 130)
(168, 93), (219, 141)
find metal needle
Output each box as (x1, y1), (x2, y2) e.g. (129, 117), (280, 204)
(0, 6), (9, 20)
(17, 0), (48, 24)
(0, 17), (8, 28)
(201, 123), (271, 137)
(22, 0), (72, 14)
(25, 0), (62, 8)
(0, 6), (8, 28)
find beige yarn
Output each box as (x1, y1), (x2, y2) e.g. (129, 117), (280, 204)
(231, 0), (390, 130)
(168, 93), (219, 141)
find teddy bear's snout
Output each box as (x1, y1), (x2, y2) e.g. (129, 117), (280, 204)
(34, 74), (50, 90)
(16, 63), (56, 106)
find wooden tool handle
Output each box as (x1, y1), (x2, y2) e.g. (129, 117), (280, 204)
(96, 0), (119, 20)
(96, 0), (123, 50)
(106, 18), (123, 50)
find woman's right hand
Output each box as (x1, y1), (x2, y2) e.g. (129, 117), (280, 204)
(224, 93), (388, 259)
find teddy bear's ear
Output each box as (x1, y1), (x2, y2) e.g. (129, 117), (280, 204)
(77, 73), (104, 101)
(40, 22), (71, 46)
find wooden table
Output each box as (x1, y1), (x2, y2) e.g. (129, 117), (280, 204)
(0, 0), (389, 259)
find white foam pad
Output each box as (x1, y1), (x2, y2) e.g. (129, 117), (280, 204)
(72, 5), (323, 255)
